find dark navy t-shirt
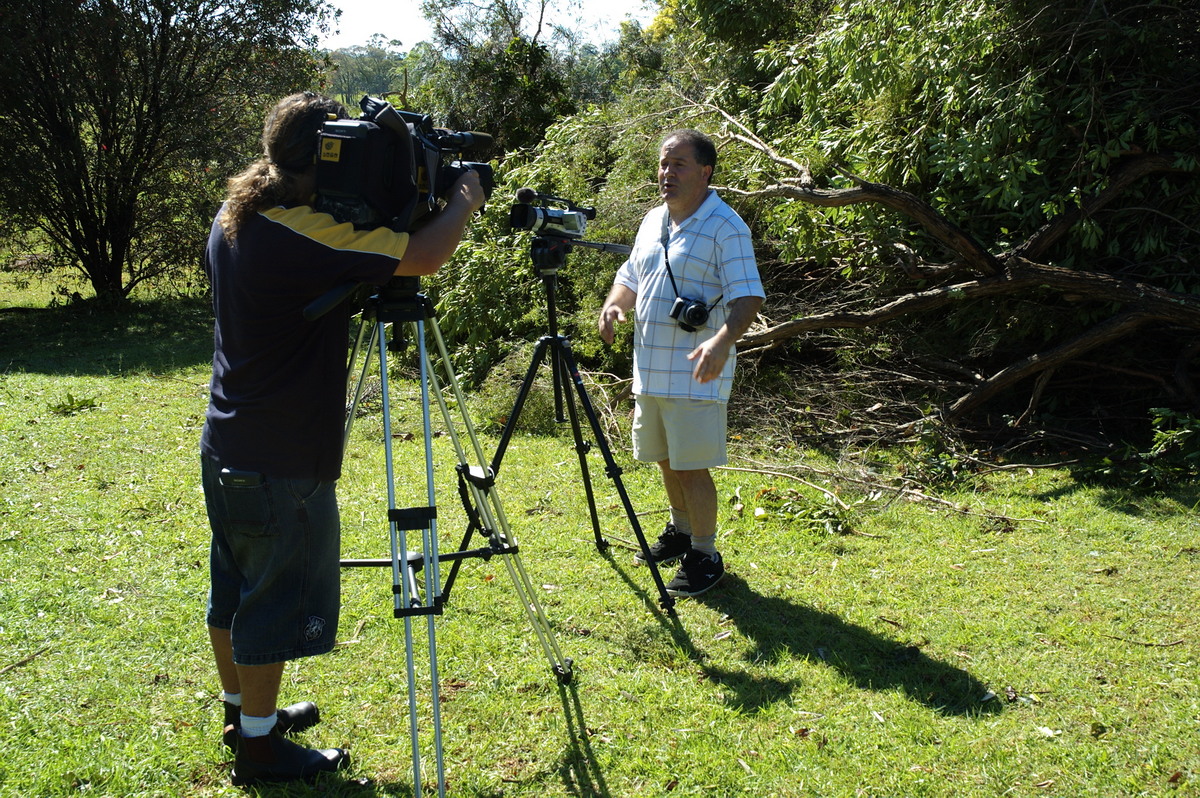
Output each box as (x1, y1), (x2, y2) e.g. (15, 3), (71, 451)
(201, 204), (408, 481)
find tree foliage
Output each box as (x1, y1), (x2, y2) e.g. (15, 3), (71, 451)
(732, 0), (1200, 437)
(433, 0), (1200, 448)
(0, 0), (333, 303)
(398, 0), (641, 155)
(752, 1), (1198, 270)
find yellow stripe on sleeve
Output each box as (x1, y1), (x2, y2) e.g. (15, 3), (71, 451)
(263, 205), (410, 260)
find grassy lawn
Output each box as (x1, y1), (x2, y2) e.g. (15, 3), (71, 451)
(1, 273), (1198, 797)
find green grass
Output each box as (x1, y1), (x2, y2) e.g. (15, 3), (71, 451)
(1, 276), (1199, 797)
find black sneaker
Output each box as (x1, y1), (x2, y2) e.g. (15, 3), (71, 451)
(665, 550), (725, 597)
(230, 727), (349, 786)
(223, 701), (321, 751)
(634, 523), (691, 567)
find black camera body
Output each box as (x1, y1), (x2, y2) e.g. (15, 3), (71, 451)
(669, 296), (711, 332)
(314, 96), (494, 232)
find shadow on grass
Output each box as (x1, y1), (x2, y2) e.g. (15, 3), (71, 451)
(1059, 463), (1200, 519)
(237, 773), (389, 797)
(232, 689), (615, 798)
(0, 296), (213, 375)
(554, 682), (614, 798)
(692, 573), (999, 717)
(596, 552), (995, 718)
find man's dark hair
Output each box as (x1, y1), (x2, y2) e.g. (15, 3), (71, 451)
(662, 129), (717, 180)
(219, 92), (348, 241)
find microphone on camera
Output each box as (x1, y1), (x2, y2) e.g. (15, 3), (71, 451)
(514, 188), (597, 221)
(435, 130), (494, 150)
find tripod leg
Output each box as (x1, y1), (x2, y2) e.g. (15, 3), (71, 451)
(489, 336), (552, 476)
(553, 337), (678, 615)
(549, 339), (606, 551)
(344, 317), (377, 447)
(411, 320), (447, 797)
(424, 319), (574, 683)
(379, 319), (446, 797)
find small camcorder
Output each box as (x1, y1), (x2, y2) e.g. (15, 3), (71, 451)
(669, 296), (711, 332)
(508, 188), (595, 239)
(314, 96), (495, 232)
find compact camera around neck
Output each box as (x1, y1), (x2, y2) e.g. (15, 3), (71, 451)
(669, 295), (711, 332)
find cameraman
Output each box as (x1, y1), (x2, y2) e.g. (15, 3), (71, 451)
(200, 91), (484, 786)
(598, 129), (764, 598)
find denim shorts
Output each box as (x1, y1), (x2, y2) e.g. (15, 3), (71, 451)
(632, 395), (728, 470)
(202, 456), (341, 665)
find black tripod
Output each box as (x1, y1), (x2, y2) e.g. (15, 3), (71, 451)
(491, 235), (677, 615)
(336, 277), (574, 798)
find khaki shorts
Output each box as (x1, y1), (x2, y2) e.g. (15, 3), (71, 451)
(632, 395), (728, 470)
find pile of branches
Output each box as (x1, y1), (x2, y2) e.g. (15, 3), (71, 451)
(721, 114), (1200, 452)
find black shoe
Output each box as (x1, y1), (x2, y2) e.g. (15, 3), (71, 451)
(634, 523), (691, 567)
(665, 550), (725, 597)
(230, 727), (350, 786)
(223, 701), (321, 751)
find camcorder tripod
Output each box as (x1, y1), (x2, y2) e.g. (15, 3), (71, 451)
(322, 276), (574, 798)
(490, 231), (679, 616)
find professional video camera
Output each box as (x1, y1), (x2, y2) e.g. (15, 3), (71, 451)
(315, 95), (495, 232)
(508, 188), (596, 239)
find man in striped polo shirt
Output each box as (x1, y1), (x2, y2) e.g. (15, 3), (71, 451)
(599, 129), (764, 598)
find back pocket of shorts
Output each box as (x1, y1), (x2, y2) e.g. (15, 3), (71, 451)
(218, 481), (276, 538)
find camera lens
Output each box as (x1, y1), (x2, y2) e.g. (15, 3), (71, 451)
(682, 301), (708, 327)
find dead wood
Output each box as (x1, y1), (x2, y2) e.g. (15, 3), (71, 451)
(723, 120), (1200, 429)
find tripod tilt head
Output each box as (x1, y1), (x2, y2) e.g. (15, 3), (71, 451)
(367, 277), (435, 337)
(530, 236), (572, 277)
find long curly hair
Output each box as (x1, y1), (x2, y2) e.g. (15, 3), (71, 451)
(219, 92), (348, 241)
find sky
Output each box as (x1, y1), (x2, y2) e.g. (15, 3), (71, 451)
(319, 0), (658, 50)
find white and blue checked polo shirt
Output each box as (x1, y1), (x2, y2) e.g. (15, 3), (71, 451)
(614, 191), (764, 402)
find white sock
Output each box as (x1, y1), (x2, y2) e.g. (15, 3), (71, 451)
(669, 507), (692, 536)
(240, 712), (277, 738)
(222, 691), (242, 707)
(690, 535), (718, 556)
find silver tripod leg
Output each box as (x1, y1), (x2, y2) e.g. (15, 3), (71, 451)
(419, 316), (574, 683)
(377, 318), (446, 798)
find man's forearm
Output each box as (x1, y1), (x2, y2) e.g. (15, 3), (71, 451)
(716, 295), (763, 346)
(602, 283), (637, 313)
(599, 283), (637, 345)
(689, 295), (764, 383)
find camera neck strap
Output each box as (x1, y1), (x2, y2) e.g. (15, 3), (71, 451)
(660, 217), (722, 309)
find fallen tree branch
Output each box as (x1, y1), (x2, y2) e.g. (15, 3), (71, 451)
(725, 457), (1051, 525)
(692, 98), (1200, 428)
(947, 310), (1160, 420)
(717, 464), (850, 511)
(727, 178), (1001, 276)
(1016, 153), (1193, 261)
(1101, 635), (1186, 648)
(740, 256), (1200, 355)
